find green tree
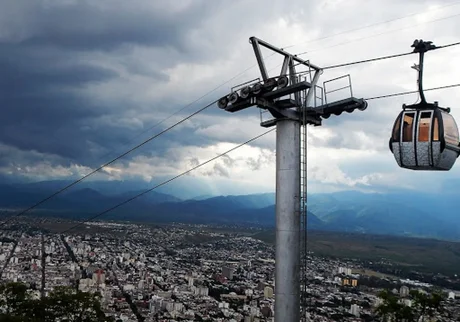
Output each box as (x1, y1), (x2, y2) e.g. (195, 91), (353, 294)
(375, 289), (410, 321)
(410, 290), (444, 321)
(0, 283), (31, 316)
(44, 286), (109, 321)
(375, 288), (445, 322)
(0, 282), (113, 322)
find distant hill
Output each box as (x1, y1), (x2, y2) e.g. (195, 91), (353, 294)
(192, 193), (275, 209)
(191, 195), (215, 201)
(116, 190), (181, 204)
(307, 191), (460, 239)
(1, 180), (459, 240)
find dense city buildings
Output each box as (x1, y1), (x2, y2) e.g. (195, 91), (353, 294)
(0, 218), (459, 321)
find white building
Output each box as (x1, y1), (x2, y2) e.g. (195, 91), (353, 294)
(400, 285), (410, 297)
(350, 304), (360, 317)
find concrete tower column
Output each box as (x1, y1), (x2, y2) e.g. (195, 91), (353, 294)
(275, 118), (301, 322)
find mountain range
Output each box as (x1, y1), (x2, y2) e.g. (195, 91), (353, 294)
(0, 179), (459, 240)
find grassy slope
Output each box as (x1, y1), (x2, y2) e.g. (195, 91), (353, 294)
(252, 230), (460, 276)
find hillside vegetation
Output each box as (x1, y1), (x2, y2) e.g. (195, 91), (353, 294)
(253, 230), (460, 276)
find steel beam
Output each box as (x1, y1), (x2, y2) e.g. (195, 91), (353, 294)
(262, 81), (311, 100)
(305, 70), (322, 108)
(251, 38), (269, 81)
(250, 36), (322, 71)
(281, 56), (291, 76)
(275, 119), (301, 322)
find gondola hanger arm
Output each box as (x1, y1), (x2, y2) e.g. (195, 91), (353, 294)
(411, 39), (437, 106)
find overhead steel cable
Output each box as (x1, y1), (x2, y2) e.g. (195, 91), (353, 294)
(17, 83), (460, 236)
(96, 65), (261, 164)
(0, 100), (217, 227)
(293, 12), (460, 58)
(229, 2), (460, 90)
(126, 2), (451, 137)
(286, 40), (460, 74)
(322, 40), (460, 70)
(364, 83), (460, 101)
(242, 3), (460, 81)
(57, 128), (276, 235)
(437, 41), (460, 49)
(322, 52), (415, 70)
(280, 0), (460, 51)
(52, 85), (460, 235)
(11, 3), (457, 193)
(91, 1), (460, 166)
(3, 83), (459, 227)
(5, 9), (460, 227)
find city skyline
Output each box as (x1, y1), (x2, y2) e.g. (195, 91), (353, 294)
(0, 217), (459, 321)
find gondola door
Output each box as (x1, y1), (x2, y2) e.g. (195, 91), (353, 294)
(399, 111), (417, 168)
(415, 110), (434, 168)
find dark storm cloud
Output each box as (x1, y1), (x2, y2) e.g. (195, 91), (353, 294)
(2, 0), (457, 186)
(0, 45), (117, 95)
(0, 0), (224, 171)
(0, 0), (215, 52)
(0, 43), (118, 162)
(0, 0), (348, 174)
(0, 142), (66, 171)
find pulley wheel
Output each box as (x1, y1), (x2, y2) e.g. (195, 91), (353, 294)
(277, 76), (289, 88)
(263, 78), (277, 92)
(252, 83), (262, 95)
(240, 86), (251, 99)
(217, 96), (228, 109)
(229, 92), (239, 104)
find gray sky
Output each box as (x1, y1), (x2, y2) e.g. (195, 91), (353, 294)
(1, 0), (460, 195)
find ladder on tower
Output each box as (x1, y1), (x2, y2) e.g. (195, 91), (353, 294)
(300, 115), (308, 321)
(298, 72), (355, 321)
(299, 69), (316, 322)
(298, 65), (324, 322)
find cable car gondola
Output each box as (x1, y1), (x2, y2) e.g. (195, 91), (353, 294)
(389, 39), (460, 170)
